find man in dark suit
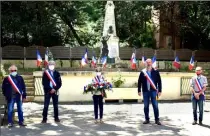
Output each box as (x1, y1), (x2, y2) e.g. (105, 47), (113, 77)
(2, 65), (27, 127)
(138, 58), (162, 125)
(41, 60), (62, 123)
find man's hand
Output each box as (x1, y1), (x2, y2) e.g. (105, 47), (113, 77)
(195, 93), (200, 100)
(158, 92), (161, 97)
(138, 92), (141, 96)
(50, 89), (56, 94)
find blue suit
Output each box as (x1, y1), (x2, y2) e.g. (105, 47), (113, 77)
(42, 70), (62, 121)
(2, 74), (26, 124)
(138, 68), (162, 121)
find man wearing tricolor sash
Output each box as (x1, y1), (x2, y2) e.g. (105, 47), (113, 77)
(190, 67), (208, 125)
(41, 60), (62, 123)
(138, 59), (162, 125)
(2, 65), (27, 127)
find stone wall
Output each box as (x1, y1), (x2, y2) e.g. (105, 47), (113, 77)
(34, 71), (195, 102)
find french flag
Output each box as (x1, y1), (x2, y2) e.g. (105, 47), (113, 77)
(44, 50), (49, 67)
(81, 48), (88, 66)
(152, 56), (157, 68)
(36, 50), (42, 67)
(173, 56), (181, 69)
(189, 56), (194, 70)
(101, 56), (107, 68)
(141, 56), (146, 65)
(91, 55), (97, 68)
(131, 53), (137, 69)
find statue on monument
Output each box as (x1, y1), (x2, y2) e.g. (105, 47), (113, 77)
(101, 26), (114, 57)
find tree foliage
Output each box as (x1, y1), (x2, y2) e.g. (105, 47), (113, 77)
(1, 1), (210, 50)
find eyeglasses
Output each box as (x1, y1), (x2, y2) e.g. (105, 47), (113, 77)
(10, 70), (17, 72)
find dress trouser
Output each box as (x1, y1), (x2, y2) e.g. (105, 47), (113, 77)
(143, 91), (159, 121)
(192, 97), (203, 122)
(93, 95), (103, 119)
(42, 93), (59, 120)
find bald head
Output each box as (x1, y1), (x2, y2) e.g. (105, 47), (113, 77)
(146, 58), (152, 67)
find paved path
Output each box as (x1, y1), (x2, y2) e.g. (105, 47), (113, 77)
(1, 102), (210, 136)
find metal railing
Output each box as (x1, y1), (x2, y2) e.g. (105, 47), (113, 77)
(180, 76), (192, 95)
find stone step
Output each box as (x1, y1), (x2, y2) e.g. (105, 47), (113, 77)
(26, 96), (34, 102)
(25, 83), (34, 87)
(22, 75), (34, 80)
(24, 79), (34, 84)
(205, 95), (210, 100)
(26, 91), (35, 96)
(26, 87), (34, 92)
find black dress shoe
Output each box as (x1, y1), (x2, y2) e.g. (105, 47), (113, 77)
(155, 120), (162, 125)
(199, 121), (203, 125)
(143, 120), (150, 124)
(19, 122), (27, 127)
(55, 118), (60, 123)
(41, 120), (47, 123)
(192, 121), (197, 125)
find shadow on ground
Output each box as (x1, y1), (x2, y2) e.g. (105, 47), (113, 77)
(0, 104), (190, 136)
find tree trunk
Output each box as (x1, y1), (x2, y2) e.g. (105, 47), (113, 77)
(67, 21), (84, 46)
(53, 2), (84, 46)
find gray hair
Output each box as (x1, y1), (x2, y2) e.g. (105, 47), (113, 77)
(8, 65), (18, 71)
(48, 60), (55, 65)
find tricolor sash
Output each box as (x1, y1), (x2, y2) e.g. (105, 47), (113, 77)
(45, 70), (57, 87)
(93, 76), (101, 83)
(142, 69), (157, 91)
(194, 78), (204, 95)
(7, 75), (22, 100)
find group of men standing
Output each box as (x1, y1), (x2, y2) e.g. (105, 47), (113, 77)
(1, 61), (62, 127)
(1, 59), (208, 127)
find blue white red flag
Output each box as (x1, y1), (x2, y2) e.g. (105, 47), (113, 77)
(44, 49), (49, 67)
(152, 56), (157, 69)
(131, 53), (137, 69)
(141, 56), (146, 65)
(36, 50), (42, 67)
(91, 55), (97, 68)
(173, 56), (181, 69)
(101, 56), (107, 68)
(81, 48), (88, 66)
(189, 56), (194, 70)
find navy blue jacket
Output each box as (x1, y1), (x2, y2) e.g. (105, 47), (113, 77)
(42, 70), (62, 94)
(2, 75), (26, 102)
(138, 68), (162, 93)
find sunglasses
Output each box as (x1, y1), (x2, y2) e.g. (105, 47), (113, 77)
(10, 70), (17, 72)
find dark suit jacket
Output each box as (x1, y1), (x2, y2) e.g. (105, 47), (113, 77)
(138, 68), (162, 93)
(42, 70), (62, 94)
(2, 75), (26, 102)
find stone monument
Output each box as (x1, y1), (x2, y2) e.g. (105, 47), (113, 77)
(101, 1), (119, 62)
